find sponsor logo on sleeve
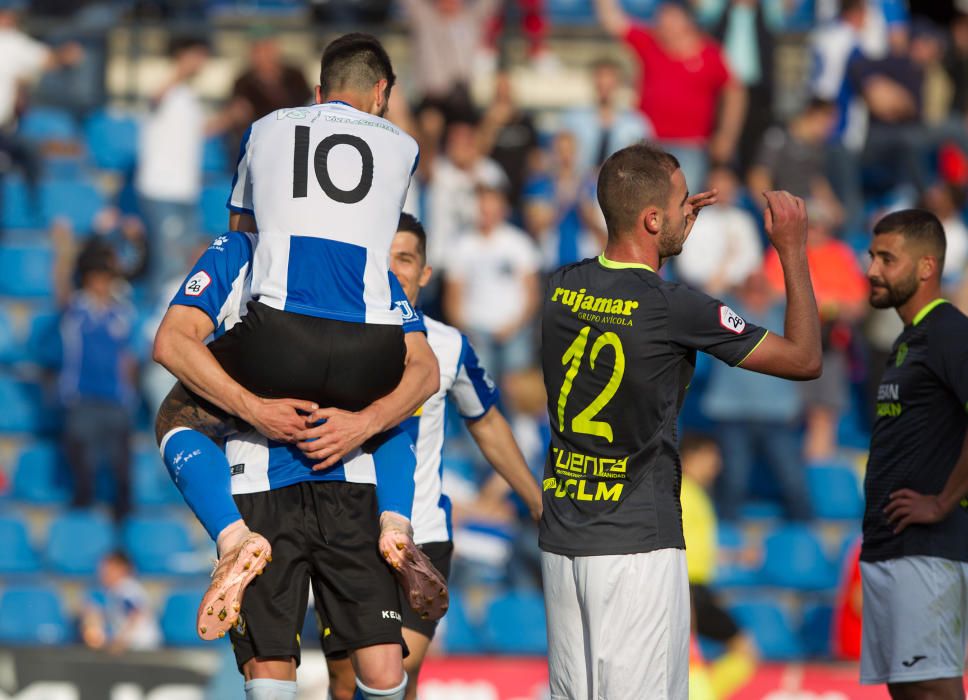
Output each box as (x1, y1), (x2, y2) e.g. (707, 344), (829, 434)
(184, 271), (212, 297)
(719, 305), (746, 334)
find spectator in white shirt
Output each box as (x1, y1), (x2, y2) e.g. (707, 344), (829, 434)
(136, 36), (209, 297)
(676, 165), (763, 296)
(445, 174), (541, 380)
(81, 551), (162, 653)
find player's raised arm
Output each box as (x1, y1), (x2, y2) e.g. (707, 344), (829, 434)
(593, 0), (631, 38)
(735, 191), (822, 380)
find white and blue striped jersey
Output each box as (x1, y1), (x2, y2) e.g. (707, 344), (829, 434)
(404, 314), (500, 545)
(228, 101), (419, 325)
(168, 231), (424, 493)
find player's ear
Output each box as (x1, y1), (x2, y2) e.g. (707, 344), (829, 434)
(643, 206), (662, 236)
(919, 255), (939, 282)
(419, 264), (433, 289)
(314, 85), (323, 104)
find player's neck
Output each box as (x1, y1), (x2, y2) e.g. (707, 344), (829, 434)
(603, 238), (660, 271)
(897, 284), (945, 326)
(319, 91), (372, 114)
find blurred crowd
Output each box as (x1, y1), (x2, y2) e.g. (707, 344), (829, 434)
(1, 0), (968, 669)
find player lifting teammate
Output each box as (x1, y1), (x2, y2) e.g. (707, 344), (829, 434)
(153, 34), (440, 700)
(861, 210), (968, 700)
(538, 143), (822, 698)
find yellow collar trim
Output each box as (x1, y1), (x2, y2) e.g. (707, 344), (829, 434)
(912, 298), (948, 326)
(597, 253), (655, 273)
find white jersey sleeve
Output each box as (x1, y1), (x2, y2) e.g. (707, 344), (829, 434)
(228, 102), (419, 326)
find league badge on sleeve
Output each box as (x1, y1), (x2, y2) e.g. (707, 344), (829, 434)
(184, 271), (212, 297)
(719, 305), (746, 334)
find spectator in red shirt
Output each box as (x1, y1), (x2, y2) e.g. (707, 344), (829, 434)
(593, 0), (746, 191)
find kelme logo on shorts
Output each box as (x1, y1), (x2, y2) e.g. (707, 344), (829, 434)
(896, 342), (908, 367)
(381, 610), (402, 621)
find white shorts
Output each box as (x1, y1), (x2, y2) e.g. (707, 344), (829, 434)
(542, 548), (689, 700)
(860, 556), (968, 685)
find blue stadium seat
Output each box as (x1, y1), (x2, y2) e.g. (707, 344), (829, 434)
(23, 308), (62, 369)
(42, 180), (105, 233)
(0, 516), (40, 574)
(45, 511), (116, 575)
(621, 0), (658, 19)
(729, 600), (803, 661)
(761, 525), (837, 591)
(84, 110), (139, 172)
(133, 447), (183, 507)
(0, 306), (21, 364)
(0, 586), (72, 645)
(0, 245), (54, 298)
(19, 108), (78, 142)
(11, 442), (71, 503)
(738, 500), (785, 521)
(122, 515), (195, 575)
(545, 0), (594, 24)
(202, 136), (228, 175)
(1, 179), (45, 230)
(482, 591), (547, 654)
(713, 523), (760, 588)
(161, 589), (209, 647)
(200, 180), (232, 235)
(800, 602), (833, 658)
(0, 379), (59, 435)
(806, 466), (863, 520)
(440, 593), (484, 654)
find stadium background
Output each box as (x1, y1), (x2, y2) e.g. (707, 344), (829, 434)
(0, 0), (966, 697)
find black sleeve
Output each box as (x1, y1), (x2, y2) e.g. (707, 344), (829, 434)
(928, 309), (968, 410)
(664, 284), (768, 367)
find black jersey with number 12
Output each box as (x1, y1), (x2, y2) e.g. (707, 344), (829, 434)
(538, 256), (768, 557)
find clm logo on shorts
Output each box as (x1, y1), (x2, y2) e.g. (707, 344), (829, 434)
(381, 610), (402, 622)
(719, 305), (746, 334)
(184, 271), (212, 297)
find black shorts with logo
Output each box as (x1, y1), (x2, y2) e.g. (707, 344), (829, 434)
(229, 481), (404, 669)
(205, 301), (406, 412)
(320, 540), (454, 659)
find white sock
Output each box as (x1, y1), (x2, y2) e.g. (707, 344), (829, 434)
(244, 678), (297, 700)
(356, 673), (408, 700)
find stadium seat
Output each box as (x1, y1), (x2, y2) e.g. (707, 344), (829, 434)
(84, 109), (139, 172)
(160, 589), (210, 647)
(202, 136), (228, 174)
(133, 447), (183, 507)
(738, 500), (785, 521)
(806, 466), (863, 520)
(42, 180), (106, 233)
(1, 179), (46, 230)
(11, 442), (71, 503)
(23, 308), (62, 369)
(0, 306), (21, 364)
(439, 593), (484, 654)
(19, 107), (78, 142)
(621, 0), (658, 20)
(0, 245), (55, 298)
(712, 523), (760, 588)
(545, 0), (594, 24)
(0, 586), (72, 645)
(122, 515), (195, 575)
(200, 180), (232, 235)
(45, 510), (116, 575)
(800, 602), (833, 658)
(0, 378), (59, 435)
(0, 516), (40, 574)
(481, 590), (547, 654)
(729, 600), (803, 661)
(760, 525), (838, 591)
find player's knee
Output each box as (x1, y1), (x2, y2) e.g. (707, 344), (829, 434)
(356, 672), (407, 700)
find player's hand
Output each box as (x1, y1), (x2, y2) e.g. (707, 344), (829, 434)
(683, 189), (718, 243)
(297, 407), (379, 470)
(242, 396), (318, 443)
(884, 489), (948, 533)
(762, 190), (807, 255)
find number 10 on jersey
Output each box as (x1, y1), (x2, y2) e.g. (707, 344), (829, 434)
(557, 326), (626, 443)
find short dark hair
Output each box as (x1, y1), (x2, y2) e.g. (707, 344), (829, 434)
(679, 433), (718, 459)
(597, 143), (680, 239)
(839, 0), (865, 17)
(103, 550), (132, 570)
(591, 57), (623, 74)
(873, 209), (946, 271)
(168, 35), (209, 58)
(319, 33), (395, 100)
(804, 97), (837, 114)
(397, 212), (427, 263)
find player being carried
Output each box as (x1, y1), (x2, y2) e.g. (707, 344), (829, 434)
(538, 143), (821, 699)
(153, 33), (440, 700)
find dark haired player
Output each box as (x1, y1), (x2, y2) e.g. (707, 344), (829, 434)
(152, 34), (440, 700)
(861, 210), (968, 700)
(539, 143), (821, 698)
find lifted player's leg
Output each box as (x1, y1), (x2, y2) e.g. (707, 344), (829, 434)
(155, 382), (271, 641)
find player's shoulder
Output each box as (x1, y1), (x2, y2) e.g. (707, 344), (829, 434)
(423, 315), (464, 361)
(926, 300), (968, 338)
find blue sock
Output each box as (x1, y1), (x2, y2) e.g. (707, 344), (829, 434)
(372, 427), (415, 520)
(244, 679), (297, 699)
(160, 428), (242, 542)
